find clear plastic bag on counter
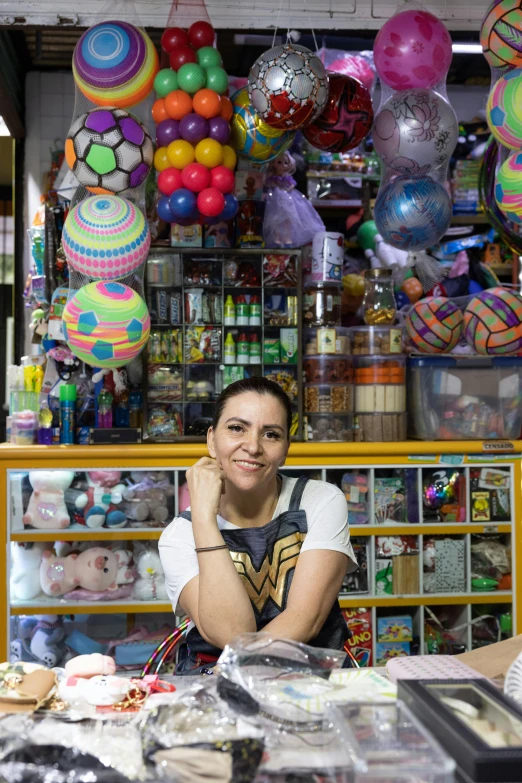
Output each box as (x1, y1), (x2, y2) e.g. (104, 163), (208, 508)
(0, 744), (134, 783)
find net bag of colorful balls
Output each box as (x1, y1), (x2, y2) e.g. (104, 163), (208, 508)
(66, 20), (159, 206)
(404, 288), (522, 356)
(151, 21), (239, 226)
(371, 8), (457, 253)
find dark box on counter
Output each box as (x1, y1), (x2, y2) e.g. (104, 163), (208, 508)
(89, 428), (142, 445)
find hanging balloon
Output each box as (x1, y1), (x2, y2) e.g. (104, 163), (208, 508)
(373, 89), (458, 175)
(481, 0), (522, 69)
(303, 73), (373, 153)
(495, 151), (522, 223)
(248, 44), (328, 130)
(323, 53), (375, 92)
(373, 10), (452, 90)
(230, 88), (294, 162)
(374, 177), (452, 251)
(63, 282), (150, 368)
(73, 21), (158, 108)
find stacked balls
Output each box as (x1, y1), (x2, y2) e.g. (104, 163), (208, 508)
(405, 297), (463, 353)
(153, 20), (238, 223)
(372, 10), (456, 251)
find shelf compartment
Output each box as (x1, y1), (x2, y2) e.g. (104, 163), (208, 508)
(349, 524), (512, 536)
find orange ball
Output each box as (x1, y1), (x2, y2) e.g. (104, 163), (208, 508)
(152, 98), (169, 124)
(193, 88), (221, 119)
(220, 95), (233, 122)
(164, 90), (193, 120)
(154, 146), (170, 172)
(221, 145), (237, 171)
(402, 277), (423, 303)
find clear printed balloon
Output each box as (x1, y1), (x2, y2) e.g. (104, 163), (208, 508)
(373, 89), (457, 175)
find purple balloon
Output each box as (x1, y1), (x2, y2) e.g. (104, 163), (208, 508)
(208, 116), (231, 145)
(179, 113), (208, 144)
(156, 119), (180, 147)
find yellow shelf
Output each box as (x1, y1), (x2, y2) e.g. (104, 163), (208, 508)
(339, 593), (512, 608)
(11, 528), (164, 542)
(350, 524), (512, 537)
(11, 601), (172, 616)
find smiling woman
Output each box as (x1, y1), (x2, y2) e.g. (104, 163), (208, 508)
(159, 376), (357, 674)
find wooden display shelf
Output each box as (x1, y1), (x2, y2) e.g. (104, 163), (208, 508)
(11, 600), (172, 615)
(350, 523), (512, 537)
(338, 592), (512, 609)
(11, 527), (164, 542)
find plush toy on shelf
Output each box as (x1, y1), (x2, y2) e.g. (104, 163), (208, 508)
(364, 234), (410, 271)
(122, 471), (174, 525)
(11, 614), (66, 667)
(10, 542), (46, 600)
(132, 546), (169, 601)
(65, 653), (116, 678)
(40, 546), (125, 597)
(75, 470), (127, 529)
(23, 470), (75, 529)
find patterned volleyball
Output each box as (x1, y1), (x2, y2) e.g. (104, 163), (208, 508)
(65, 107), (153, 194)
(248, 43), (328, 130)
(230, 88), (294, 162)
(73, 21), (158, 108)
(405, 297), (463, 353)
(481, 0), (522, 69)
(464, 287), (522, 355)
(486, 68), (522, 150)
(62, 196), (150, 280)
(63, 281), (150, 368)
(495, 151), (522, 222)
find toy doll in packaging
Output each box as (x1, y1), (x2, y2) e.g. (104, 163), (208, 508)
(263, 151), (325, 248)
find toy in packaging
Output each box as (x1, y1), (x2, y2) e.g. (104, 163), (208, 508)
(263, 253), (297, 286)
(377, 615), (413, 643)
(236, 200), (264, 248)
(171, 222), (203, 247)
(122, 471), (174, 526)
(264, 369), (298, 401)
(148, 330), (183, 364)
(470, 467), (511, 522)
(22, 470), (74, 529)
(342, 471), (369, 525)
(423, 468), (466, 523)
(342, 608), (372, 667)
(132, 545), (168, 601)
(236, 170), (264, 201)
(471, 534), (511, 592)
(375, 641), (411, 665)
(47, 287), (69, 340)
(374, 473), (405, 524)
(204, 220), (233, 248)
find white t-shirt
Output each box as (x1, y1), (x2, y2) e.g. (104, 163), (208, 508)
(159, 476), (357, 613)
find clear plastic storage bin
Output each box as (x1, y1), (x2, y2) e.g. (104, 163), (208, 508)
(304, 383), (353, 414)
(408, 355), (522, 440)
(305, 414), (352, 442)
(304, 327), (350, 356)
(303, 355), (352, 384)
(350, 325), (403, 355)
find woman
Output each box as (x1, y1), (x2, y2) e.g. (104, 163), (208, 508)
(159, 377), (357, 673)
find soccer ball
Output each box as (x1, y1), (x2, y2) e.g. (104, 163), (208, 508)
(230, 88), (294, 162)
(65, 107), (153, 194)
(303, 73), (373, 153)
(248, 44), (328, 130)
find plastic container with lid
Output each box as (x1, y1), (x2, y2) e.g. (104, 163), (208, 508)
(305, 414), (352, 442)
(304, 327), (350, 356)
(350, 325), (403, 356)
(354, 412), (407, 442)
(303, 355), (352, 384)
(303, 283), (342, 327)
(408, 355), (522, 440)
(304, 383), (353, 414)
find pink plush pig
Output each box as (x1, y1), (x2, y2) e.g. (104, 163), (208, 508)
(40, 547), (119, 597)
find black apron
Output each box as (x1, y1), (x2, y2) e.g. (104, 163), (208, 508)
(177, 475), (350, 671)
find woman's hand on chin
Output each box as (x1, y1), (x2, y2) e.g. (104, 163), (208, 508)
(186, 457), (225, 523)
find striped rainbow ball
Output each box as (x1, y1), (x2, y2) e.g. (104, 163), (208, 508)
(73, 21), (158, 108)
(486, 68), (522, 150)
(405, 296), (463, 353)
(481, 0), (522, 69)
(495, 152), (522, 222)
(63, 281), (150, 368)
(62, 195), (150, 280)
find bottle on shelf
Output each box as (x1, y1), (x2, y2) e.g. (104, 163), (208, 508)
(129, 387), (143, 429)
(59, 384), (76, 444)
(249, 333), (261, 364)
(249, 295), (261, 326)
(224, 294), (236, 326)
(97, 384), (113, 429)
(236, 295), (250, 326)
(114, 387), (130, 428)
(237, 333), (249, 365)
(224, 332), (236, 364)
(37, 401), (53, 445)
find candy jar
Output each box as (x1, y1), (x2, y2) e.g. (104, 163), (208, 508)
(362, 269), (396, 325)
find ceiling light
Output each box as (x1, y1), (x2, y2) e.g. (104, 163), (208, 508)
(452, 43), (483, 54)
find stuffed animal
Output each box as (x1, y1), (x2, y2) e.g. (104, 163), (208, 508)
(122, 471), (174, 524)
(113, 549), (134, 584)
(40, 546), (121, 597)
(131, 547), (168, 601)
(23, 470), (74, 529)
(365, 234), (410, 270)
(58, 673), (130, 706)
(65, 653), (116, 678)
(10, 542), (46, 600)
(30, 615), (66, 667)
(10, 617), (38, 663)
(75, 470), (127, 529)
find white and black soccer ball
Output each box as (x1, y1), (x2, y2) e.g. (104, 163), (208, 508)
(65, 107), (153, 194)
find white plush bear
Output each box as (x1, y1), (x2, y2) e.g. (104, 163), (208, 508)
(10, 542), (46, 600)
(131, 548), (168, 601)
(23, 470), (74, 529)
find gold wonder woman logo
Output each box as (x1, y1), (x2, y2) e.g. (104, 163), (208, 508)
(229, 532), (305, 613)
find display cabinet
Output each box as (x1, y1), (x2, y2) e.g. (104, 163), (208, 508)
(0, 441), (520, 665)
(145, 248), (302, 441)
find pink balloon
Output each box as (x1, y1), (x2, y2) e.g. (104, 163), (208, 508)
(327, 54), (375, 92)
(374, 9), (452, 90)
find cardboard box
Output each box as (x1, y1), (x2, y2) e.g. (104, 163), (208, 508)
(342, 608), (372, 667)
(280, 328), (298, 364)
(171, 222), (203, 247)
(456, 634), (522, 679)
(375, 641), (411, 666)
(263, 338), (280, 364)
(434, 538), (466, 593)
(377, 615), (413, 643)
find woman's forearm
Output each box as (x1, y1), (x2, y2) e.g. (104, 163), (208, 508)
(262, 608), (321, 644)
(193, 516), (256, 648)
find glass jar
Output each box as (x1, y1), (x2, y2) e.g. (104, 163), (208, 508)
(303, 283), (342, 327)
(362, 269), (396, 325)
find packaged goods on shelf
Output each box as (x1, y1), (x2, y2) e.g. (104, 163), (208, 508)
(304, 383), (353, 414)
(341, 470), (370, 525)
(303, 283), (342, 327)
(350, 326), (403, 355)
(376, 641), (411, 665)
(342, 608), (373, 667)
(470, 467), (511, 522)
(305, 414), (352, 442)
(303, 355), (353, 384)
(377, 615), (413, 643)
(304, 327), (350, 356)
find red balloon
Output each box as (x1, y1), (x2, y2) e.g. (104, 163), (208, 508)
(188, 21), (215, 50)
(303, 73), (373, 153)
(181, 162), (211, 193)
(158, 167), (183, 196)
(197, 187), (225, 217)
(169, 45), (198, 71)
(161, 27), (189, 54)
(210, 165), (235, 194)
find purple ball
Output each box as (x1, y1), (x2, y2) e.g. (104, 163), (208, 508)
(208, 116), (231, 145)
(156, 119), (180, 147)
(179, 113), (208, 144)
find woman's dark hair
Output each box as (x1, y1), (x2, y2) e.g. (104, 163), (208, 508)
(212, 377), (292, 437)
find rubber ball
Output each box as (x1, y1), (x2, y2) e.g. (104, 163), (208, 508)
(197, 187), (225, 217)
